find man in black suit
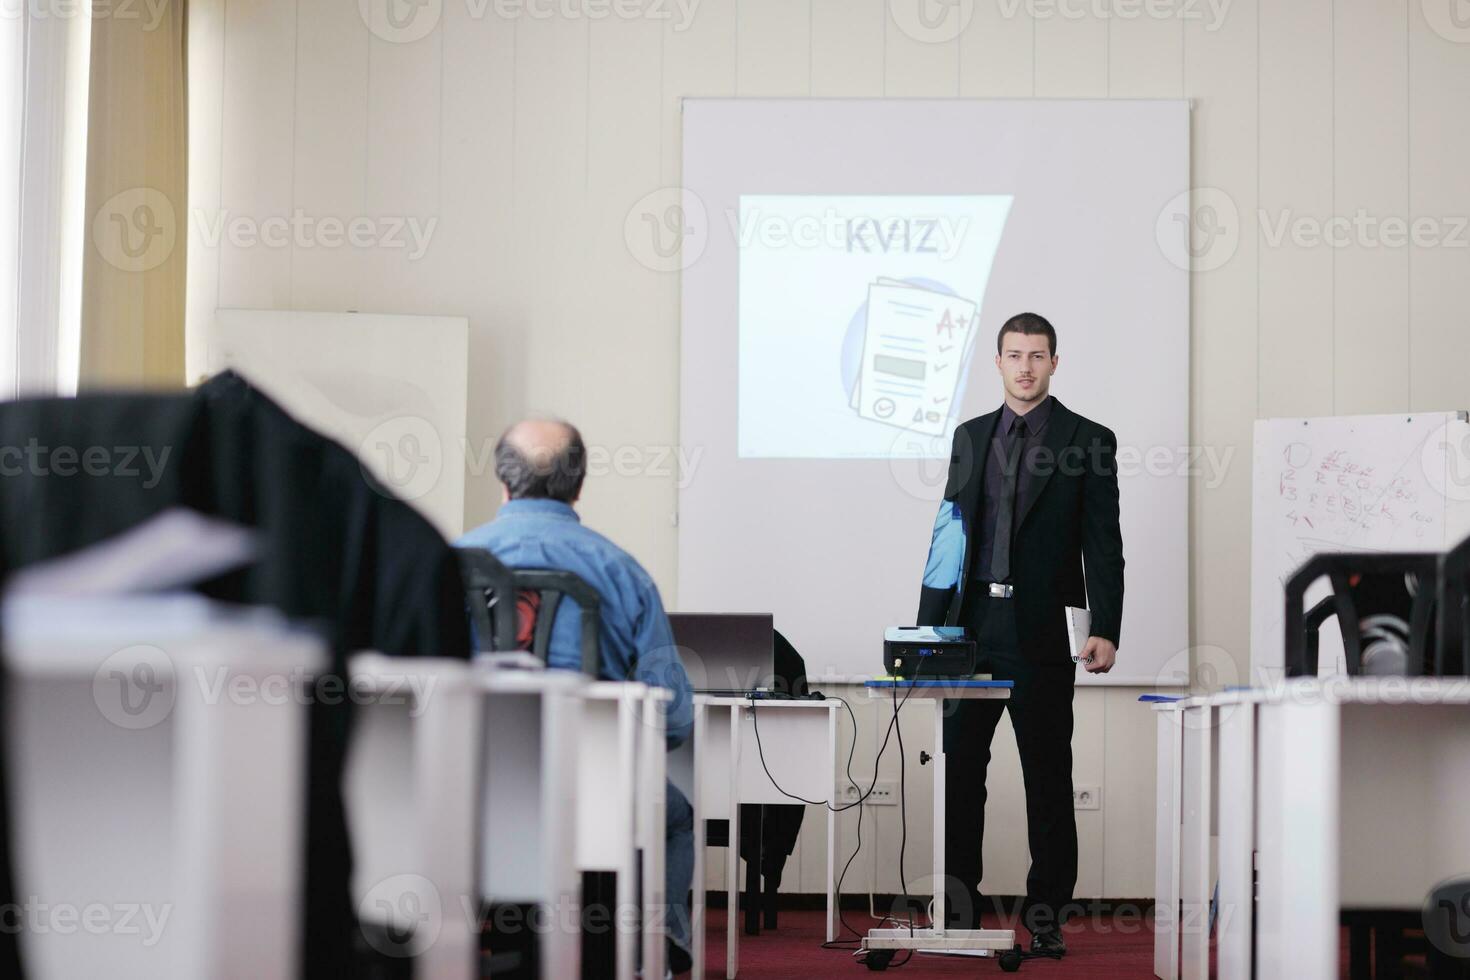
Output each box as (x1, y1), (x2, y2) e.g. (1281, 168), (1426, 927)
(915, 312), (1124, 956)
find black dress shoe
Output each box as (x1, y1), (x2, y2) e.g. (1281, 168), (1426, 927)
(1030, 929), (1067, 957)
(667, 938), (693, 975)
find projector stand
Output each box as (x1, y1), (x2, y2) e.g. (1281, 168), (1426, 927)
(859, 679), (1018, 970)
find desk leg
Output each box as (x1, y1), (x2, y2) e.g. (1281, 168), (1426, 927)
(726, 708), (741, 979)
(1155, 710), (1183, 980)
(1180, 707), (1213, 980)
(692, 704), (706, 980)
(617, 698), (638, 980)
(827, 706), (837, 944)
(1257, 700), (1337, 980)
(932, 697), (947, 936)
(1217, 702), (1255, 980)
(640, 696), (667, 980)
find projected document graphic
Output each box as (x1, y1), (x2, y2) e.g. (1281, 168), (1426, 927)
(737, 195), (1012, 458)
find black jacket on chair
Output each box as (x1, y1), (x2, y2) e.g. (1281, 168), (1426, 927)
(916, 397), (1124, 659)
(0, 373), (470, 979)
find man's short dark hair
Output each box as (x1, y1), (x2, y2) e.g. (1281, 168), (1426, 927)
(996, 312), (1057, 357)
(494, 421), (587, 503)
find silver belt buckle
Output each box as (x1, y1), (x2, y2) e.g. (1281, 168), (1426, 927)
(987, 583), (1014, 599)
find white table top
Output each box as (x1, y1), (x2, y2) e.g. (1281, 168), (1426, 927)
(863, 678), (1013, 701)
(694, 694), (838, 709)
(1150, 675), (1470, 710)
(474, 667), (589, 695)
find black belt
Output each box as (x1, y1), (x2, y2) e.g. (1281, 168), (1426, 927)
(977, 582), (1014, 599)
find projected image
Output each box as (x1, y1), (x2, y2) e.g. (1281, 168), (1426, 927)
(738, 195), (1012, 458)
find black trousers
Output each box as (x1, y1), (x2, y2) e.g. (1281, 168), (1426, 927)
(942, 592), (1078, 934)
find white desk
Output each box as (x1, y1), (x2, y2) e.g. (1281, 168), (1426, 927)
(673, 695), (839, 980)
(637, 687), (673, 980)
(345, 654), (482, 980)
(1150, 696), (1216, 980)
(1155, 678), (1470, 980)
(574, 680), (658, 980)
(857, 679), (1017, 965)
(476, 668), (588, 980)
(3, 595), (322, 980)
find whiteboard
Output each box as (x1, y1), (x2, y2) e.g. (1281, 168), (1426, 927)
(677, 99), (1190, 685)
(1250, 411), (1470, 682)
(206, 309), (469, 538)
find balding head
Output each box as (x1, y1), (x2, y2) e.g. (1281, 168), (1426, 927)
(494, 418), (587, 503)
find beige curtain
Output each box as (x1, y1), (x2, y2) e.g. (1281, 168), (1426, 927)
(77, 0), (187, 389)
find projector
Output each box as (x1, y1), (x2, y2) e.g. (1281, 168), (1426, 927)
(883, 626), (978, 679)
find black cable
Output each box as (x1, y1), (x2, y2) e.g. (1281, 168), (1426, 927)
(743, 683), (923, 954)
(889, 676), (915, 965)
(744, 671), (929, 965)
(821, 695), (870, 949)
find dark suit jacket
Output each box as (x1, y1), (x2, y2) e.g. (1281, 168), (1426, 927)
(916, 397), (1124, 660)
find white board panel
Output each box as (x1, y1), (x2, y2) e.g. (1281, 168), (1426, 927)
(207, 309), (468, 538)
(1250, 411), (1470, 683)
(678, 98), (1189, 685)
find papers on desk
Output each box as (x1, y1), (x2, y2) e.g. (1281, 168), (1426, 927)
(851, 280), (978, 436)
(3, 508), (257, 597)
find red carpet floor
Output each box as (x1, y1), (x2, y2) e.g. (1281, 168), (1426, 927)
(699, 907), (1156, 978)
(698, 909), (1383, 978)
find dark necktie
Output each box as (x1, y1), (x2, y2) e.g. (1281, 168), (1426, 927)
(989, 417), (1027, 583)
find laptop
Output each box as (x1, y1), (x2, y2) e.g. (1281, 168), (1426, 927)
(668, 612), (777, 696)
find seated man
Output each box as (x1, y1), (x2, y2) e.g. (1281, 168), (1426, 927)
(458, 418), (695, 975)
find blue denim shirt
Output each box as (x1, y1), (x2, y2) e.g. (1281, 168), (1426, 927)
(457, 498), (693, 747)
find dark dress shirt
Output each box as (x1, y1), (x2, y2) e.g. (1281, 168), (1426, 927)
(974, 395), (1055, 584)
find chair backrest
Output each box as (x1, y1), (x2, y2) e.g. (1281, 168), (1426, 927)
(1436, 533), (1470, 677)
(1284, 552), (1439, 676)
(456, 548), (519, 654)
(512, 568), (602, 677)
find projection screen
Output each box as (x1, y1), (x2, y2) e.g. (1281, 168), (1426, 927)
(677, 99), (1190, 685)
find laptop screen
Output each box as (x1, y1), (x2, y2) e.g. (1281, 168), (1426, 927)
(668, 613), (775, 693)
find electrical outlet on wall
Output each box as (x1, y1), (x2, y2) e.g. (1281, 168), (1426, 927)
(837, 780), (900, 806)
(1073, 784), (1102, 810)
